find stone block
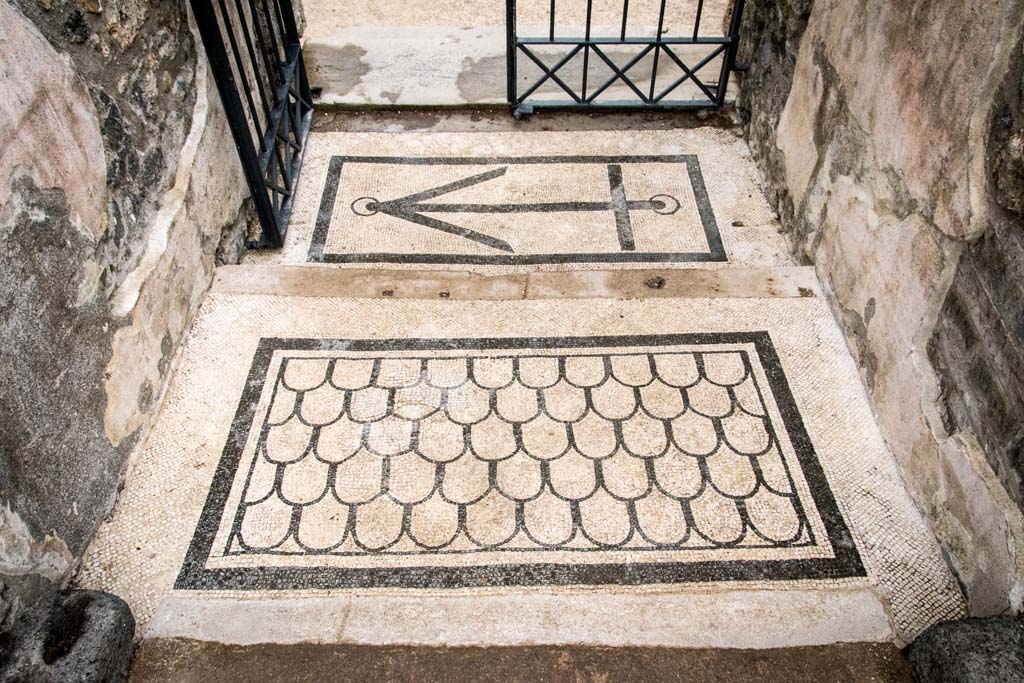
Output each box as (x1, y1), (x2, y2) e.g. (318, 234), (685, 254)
(0, 590), (134, 683)
(908, 617), (1024, 683)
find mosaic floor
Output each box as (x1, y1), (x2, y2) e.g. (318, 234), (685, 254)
(254, 129), (792, 270)
(77, 283), (964, 646)
(74, 120), (964, 651)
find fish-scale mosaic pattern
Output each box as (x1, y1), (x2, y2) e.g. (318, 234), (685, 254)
(229, 349), (815, 556)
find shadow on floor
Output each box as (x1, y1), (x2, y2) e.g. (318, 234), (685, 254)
(131, 639), (915, 682)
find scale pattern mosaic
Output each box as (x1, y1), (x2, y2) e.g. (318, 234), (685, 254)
(177, 333), (864, 590)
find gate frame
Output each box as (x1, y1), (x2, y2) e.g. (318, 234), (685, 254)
(506, 0), (746, 117)
(190, 0), (314, 248)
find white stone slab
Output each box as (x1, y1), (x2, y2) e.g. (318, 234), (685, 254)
(212, 264), (822, 300)
(148, 588), (892, 648)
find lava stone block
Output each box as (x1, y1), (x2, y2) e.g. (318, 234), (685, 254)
(908, 616), (1024, 683)
(0, 590), (134, 683)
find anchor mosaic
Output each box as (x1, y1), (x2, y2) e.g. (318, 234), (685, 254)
(308, 155), (726, 265)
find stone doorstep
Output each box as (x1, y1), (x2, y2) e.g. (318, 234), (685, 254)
(145, 589), (891, 649)
(213, 264), (822, 300)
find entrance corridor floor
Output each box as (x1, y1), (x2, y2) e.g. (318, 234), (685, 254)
(75, 116), (965, 661)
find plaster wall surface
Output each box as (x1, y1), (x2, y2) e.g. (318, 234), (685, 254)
(737, 0), (1024, 614)
(0, 0), (248, 622)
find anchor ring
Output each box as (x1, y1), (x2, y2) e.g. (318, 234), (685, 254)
(351, 196), (380, 217)
(649, 194), (681, 215)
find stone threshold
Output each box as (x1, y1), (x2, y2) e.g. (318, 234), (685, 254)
(147, 588), (891, 649)
(215, 264), (821, 300)
(309, 106), (740, 134)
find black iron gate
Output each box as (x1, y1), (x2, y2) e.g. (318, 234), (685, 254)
(190, 0), (313, 248)
(506, 0), (745, 116)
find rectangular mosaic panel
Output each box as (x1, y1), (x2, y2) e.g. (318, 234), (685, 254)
(177, 334), (864, 590)
(307, 156), (727, 265)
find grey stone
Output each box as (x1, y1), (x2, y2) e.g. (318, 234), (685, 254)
(216, 204), (254, 267)
(908, 617), (1024, 683)
(60, 9), (89, 43)
(990, 35), (1024, 217)
(0, 170), (118, 591)
(0, 590), (134, 683)
(0, 586), (16, 634)
(929, 31), (1024, 514)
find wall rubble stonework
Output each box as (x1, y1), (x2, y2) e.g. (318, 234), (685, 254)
(0, 0), (249, 620)
(737, 0), (1024, 614)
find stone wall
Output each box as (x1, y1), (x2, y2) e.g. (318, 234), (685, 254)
(0, 0), (249, 623)
(736, 0), (1024, 614)
(929, 32), (1024, 516)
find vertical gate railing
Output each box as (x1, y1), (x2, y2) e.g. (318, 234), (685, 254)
(190, 0), (314, 248)
(507, 0), (745, 116)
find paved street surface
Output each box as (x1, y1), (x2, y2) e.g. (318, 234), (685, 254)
(303, 0), (735, 105)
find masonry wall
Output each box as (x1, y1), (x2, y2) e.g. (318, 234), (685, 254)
(0, 0), (249, 625)
(736, 0), (1024, 613)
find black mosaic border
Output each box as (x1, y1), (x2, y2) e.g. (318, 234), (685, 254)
(176, 333), (865, 591)
(306, 155), (728, 265)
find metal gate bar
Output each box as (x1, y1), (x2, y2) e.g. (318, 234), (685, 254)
(190, 0), (313, 248)
(507, 0), (745, 116)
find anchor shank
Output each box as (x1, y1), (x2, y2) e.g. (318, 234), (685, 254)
(393, 200), (663, 214)
(607, 164), (635, 251)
